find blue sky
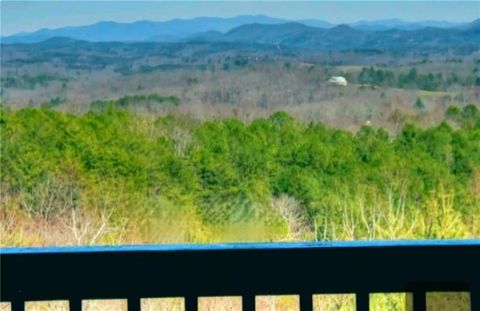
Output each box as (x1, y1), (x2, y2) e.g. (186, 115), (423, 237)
(1, 1), (479, 36)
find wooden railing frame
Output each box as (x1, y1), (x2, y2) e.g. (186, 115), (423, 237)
(1, 240), (479, 311)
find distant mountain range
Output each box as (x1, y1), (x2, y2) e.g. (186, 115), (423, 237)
(2, 15), (286, 43)
(349, 19), (465, 31)
(189, 20), (480, 53)
(2, 15), (476, 44)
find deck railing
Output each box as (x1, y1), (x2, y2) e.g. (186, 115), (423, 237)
(1, 240), (479, 311)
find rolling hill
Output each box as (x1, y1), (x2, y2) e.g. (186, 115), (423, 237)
(188, 20), (480, 53)
(1, 15), (288, 44)
(350, 19), (463, 31)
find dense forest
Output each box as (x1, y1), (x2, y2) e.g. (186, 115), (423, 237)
(1, 104), (479, 245)
(355, 66), (480, 91)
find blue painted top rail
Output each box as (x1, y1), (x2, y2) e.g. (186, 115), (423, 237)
(2, 239), (480, 254)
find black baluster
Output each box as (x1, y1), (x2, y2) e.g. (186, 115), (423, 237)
(413, 290), (426, 311)
(356, 292), (369, 311)
(185, 296), (198, 311)
(300, 293), (313, 311)
(11, 300), (24, 311)
(128, 297), (141, 311)
(471, 284), (479, 311)
(242, 294), (255, 311)
(69, 299), (82, 311)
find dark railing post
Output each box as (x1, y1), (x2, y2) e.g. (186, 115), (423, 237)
(412, 290), (426, 311)
(69, 299), (82, 311)
(10, 300), (24, 311)
(300, 293), (313, 311)
(128, 297), (141, 311)
(471, 284), (479, 311)
(185, 296), (198, 311)
(242, 294), (255, 311)
(356, 292), (369, 311)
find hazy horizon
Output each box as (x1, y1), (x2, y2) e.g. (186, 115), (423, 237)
(2, 1), (478, 36)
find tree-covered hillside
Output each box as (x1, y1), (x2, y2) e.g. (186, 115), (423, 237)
(1, 104), (479, 245)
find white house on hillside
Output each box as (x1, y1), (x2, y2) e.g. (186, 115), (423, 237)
(328, 76), (348, 86)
